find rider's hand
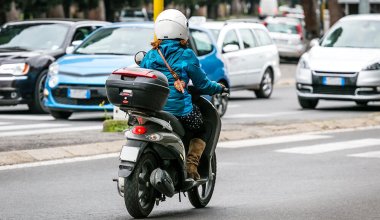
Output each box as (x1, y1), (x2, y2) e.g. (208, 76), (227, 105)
(218, 83), (229, 95)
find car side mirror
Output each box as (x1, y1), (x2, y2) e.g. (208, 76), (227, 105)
(66, 40), (83, 54)
(134, 51), (146, 65)
(222, 44), (239, 53)
(309, 38), (320, 48)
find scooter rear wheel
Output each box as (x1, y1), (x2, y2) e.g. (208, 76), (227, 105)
(188, 153), (217, 208)
(124, 153), (157, 218)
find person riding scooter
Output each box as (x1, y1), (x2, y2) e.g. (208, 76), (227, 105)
(140, 9), (227, 180)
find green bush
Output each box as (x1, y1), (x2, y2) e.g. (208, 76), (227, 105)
(103, 120), (129, 132)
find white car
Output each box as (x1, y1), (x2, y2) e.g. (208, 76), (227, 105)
(296, 15), (380, 109)
(200, 21), (281, 98)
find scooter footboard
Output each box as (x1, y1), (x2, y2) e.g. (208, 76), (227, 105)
(118, 140), (149, 178)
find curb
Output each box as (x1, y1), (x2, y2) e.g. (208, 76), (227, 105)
(1, 113), (380, 167)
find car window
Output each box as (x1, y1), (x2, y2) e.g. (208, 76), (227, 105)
(72, 26), (98, 42)
(254, 29), (273, 46)
(75, 27), (153, 55)
(239, 29), (258, 49)
(190, 29), (213, 56)
(222, 30), (240, 49)
(266, 22), (298, 34)
(0, 23), (69, 50)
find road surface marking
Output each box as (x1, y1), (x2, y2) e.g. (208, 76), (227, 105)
(0, 153), (119, 171)
(223, 111), (297, 119)
(0, 115), (53, 121)
(0, 122), (13, 126)
(348, 151), (380, 158)
(0, 123), (69, 131)
(218, 134), (330, 148)
(276, 139), (380, 154)
(0, 125), (103, 137)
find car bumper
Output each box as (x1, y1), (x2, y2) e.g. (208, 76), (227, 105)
(45, 84), (113, 111)
(276, 44), (305, 58)
(0, 76), (29, 105)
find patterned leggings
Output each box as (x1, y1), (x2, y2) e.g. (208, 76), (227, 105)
(176, 105), (206, 141)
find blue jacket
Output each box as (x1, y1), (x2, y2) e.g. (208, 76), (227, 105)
(140, 40), (222, 116)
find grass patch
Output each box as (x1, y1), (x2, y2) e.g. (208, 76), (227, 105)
(103, 120), (129, 132)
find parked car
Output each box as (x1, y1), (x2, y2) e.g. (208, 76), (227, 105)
(119, 8), (152, 22)
(264, 17), (306, 58)
(0, 19), (108, 113)
(44, 23), (230, 119)
(199, 21), (281, 98)
(258, 0), (278, 19)
(296, 15), (380, 109)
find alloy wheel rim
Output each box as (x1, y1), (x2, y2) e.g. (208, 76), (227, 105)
(38, 74), (48, 112)
(137, 160), (154, 209)
(262, 72), (273, 96)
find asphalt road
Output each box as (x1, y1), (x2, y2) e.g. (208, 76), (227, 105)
(1, 62), (380, 150)
(1, 127), (380, 219)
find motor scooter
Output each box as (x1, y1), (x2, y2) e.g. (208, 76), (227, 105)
(105, 52), (225, 218)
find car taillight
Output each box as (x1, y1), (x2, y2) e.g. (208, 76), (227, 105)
(296, 24), (303, 41)
(258, 7), (262, 15)
(263, 21), (268, 27)
(113, 69), (157, 79)
(132, 126), (147, 135)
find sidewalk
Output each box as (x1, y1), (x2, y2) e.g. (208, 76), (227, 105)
(1, 113), (380, 166)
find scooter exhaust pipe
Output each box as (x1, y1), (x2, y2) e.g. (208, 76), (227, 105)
(150, 168), (175, 198)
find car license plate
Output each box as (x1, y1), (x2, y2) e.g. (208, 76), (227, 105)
(67, 89), (90, 99)
(322, 77), (345, 86)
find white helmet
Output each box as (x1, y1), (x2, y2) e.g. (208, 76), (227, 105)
(155, 9), (189, 41)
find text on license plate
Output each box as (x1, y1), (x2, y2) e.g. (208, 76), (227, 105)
(322, 77), (345, 86)
(67, 89), (91, 99)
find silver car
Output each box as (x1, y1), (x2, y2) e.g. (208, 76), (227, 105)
(296, 15), (380, 109)
(265, 17), (306, 58)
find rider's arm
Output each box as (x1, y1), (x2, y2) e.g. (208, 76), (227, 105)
(182, 49), (223, 95)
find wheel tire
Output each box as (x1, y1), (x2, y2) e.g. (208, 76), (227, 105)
(298, 96), (319, 109)
(124, 153), (158, 218)
(49, 110), (72, 120)
(255, 68), (274, 99)
(188, 153), (217, 208)
(28, 71), (49, 114)
(211, 83), (229, 117)
(355, 101), (368, 106)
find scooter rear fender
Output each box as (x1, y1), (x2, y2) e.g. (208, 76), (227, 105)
(118, 139), (149, 178)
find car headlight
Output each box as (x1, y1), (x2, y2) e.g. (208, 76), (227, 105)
(363, 62), (380, 71)
(0, 63), (30, 75)
(48, 62), (59, 88)
(298, 57), (310, 69)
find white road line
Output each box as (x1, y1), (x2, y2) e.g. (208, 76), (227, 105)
(0, 125), (102, 137)
(0, 122), (13, 126)
(0, 153), (119, 171)
(276, 139), (380, 154)
(0, 115), (53, 121)
(0, 123), (69, 131)
(223, 111), (297, 119)
(348, 151), (380, 158)
(218, 134), (330, 148)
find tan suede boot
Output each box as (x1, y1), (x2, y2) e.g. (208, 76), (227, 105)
(186, 138), (206, 180)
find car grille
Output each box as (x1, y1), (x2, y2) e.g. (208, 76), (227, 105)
(313, 85), (356, 96)
(314, 70), (356, 75)
(52, 86), (109, 106)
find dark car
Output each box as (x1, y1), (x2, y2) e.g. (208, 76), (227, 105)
(0, 19), (109, 113)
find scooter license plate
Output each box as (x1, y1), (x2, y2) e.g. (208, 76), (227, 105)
(120, 146), (139, 162)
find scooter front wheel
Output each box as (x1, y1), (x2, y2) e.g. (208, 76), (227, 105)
(188, 153), (217, 208)
(124, 153), (157, 218)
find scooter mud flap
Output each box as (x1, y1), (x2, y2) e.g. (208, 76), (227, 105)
(118, 141), (148, 178)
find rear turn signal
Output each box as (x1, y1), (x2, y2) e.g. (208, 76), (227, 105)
(132, 126), (147, 135)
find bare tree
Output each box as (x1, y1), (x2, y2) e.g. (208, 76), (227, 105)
(300, 0), (319, 39)
(328, 0), (344, 27)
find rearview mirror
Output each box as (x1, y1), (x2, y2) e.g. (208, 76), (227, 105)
(66, 40), (83, 54)
(134, 51), (146, 65)
(309, 38), (320, 48)
(222, 44), (239, 53)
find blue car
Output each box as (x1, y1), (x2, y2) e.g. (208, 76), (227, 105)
(44, 23), (230, 119)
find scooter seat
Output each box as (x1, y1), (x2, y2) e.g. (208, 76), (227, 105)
(155, 111), (185, 137)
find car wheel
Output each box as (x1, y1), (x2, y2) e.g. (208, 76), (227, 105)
(255, 68), (273, 99)
(298, 96), (319, 109)
(211, 84), (229, 117)
(50, 110), (72, 120)
(28, 71), (49, 114)
(355, 101), (368, 106)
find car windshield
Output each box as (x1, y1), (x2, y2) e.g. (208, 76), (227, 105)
(266, 22), (298, 34)
(321, 20), (380, 49)
(0, 23), (69, 51)
(76, 27), (154, 55)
